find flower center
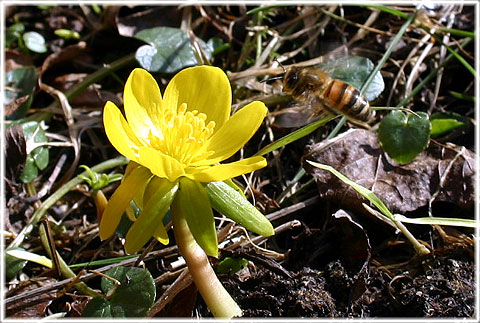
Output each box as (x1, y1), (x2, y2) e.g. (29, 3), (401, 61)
(148, 103), (216, 165)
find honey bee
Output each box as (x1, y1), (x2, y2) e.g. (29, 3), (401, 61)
(275, 66), (376, 127)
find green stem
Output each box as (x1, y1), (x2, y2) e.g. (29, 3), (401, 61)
(8, 157), (128, 249)
(38, 224), (101, 297)
(171, 206), (242, 318)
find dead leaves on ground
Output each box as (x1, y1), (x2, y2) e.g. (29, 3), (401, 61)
(303, 129), (475, 215)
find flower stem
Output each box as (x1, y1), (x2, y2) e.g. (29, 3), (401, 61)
(172, 207), (242, 318)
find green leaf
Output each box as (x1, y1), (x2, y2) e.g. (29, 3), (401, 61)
(393, 214), (477, 228)
(5, 67), (37, 119)
(430, 113), (467, 138)
(378, 111), (431, 164)
(22, 31), (47, 53)
(20, 154), (39, 183)
(134, 27), (212, 73)
(5, 248), (28, 280)
(124, 178), (178, 254)
(204, 181), (274, 237)
(207, 37), (230, 56)
(306, 161), (394, 220)
(82, 297), (113, 317)
(6, 249), (53, 268)
(175, 177), (218, 257)
(216, 257), (249, 274)
(319, 56), (385, 102)
(18, 121), (49, 183)
(6, 23), (25, 47)
(256, 115), (336, 156)
(83, 267), (156, 317)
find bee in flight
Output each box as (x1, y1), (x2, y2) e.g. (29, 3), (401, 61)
(274, 65), (376, 128)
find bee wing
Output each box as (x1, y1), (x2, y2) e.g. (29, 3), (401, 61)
(271, 103), (330, 128)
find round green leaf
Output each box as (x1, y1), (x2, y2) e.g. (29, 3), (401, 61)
(84, 266), (156, 318)
(319, 56), (385, 102)
(204, 181), (274, 237)
(378, 111), (431, 164)
(5, 248), (28, 280)
(22, 31), (47, 53)
(82, 297), (113, 317)
(134, 27), (212, 73)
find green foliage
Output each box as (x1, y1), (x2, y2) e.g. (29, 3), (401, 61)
(134, 27), (213, 73)
(5, 248), (28, 280)
(5, 67), (37, 119)
(207, 37), (230, 56)
(430, 112), (468, 138)
(78, 165), (123, 192)
(216, 257), (249, 274)
(7, 120), (50, 183)
(6, 23), (25, 47)
(82, 267), (156, 317)
(319, 56), (385, 102)
(378, 111), (431, 164)
(22, 31), (47, 53)
(256, 116), (336, 156)
(54, 29), (81, 40)
(204, 181), (274, 237)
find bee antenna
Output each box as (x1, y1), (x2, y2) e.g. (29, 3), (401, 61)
(260, 75), (283, 83)
(273, 57), (286, 74)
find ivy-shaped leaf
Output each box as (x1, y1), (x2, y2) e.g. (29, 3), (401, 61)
(83, 267), (156, 317)
(134, 27), (212, 73)
(378, 111), (431, 164)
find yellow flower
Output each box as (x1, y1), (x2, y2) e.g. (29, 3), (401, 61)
(103, 66), (267, 183)
(99, 66), (269, 255)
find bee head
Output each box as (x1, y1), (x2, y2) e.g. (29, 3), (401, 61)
(283, 67), (300, 93)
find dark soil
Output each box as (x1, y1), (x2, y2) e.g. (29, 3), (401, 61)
(220, 250), (475, 318)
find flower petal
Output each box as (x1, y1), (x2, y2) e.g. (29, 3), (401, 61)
(153, 224), (169, 245)
(124, 68), (163, 140)
(124, 178), (178, 254)
(196, 101), (268, 165)
(188, 156), (267, 182)
(163, 66), (231, 128)
(103, 101), (142, 161)
(138, 147), (186, 182)
(99, 165), (152, 240)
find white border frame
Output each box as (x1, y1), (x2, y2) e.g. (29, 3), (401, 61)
(1, 1), (478, 322)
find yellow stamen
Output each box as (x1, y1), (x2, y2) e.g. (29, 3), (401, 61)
(148, 103), (215, 165)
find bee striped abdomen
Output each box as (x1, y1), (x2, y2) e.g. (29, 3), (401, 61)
(324, 79), (375, 122)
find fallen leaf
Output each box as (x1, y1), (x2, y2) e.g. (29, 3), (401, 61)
(115, 6), (181, 37)
(4, 125), (27, 181)
(5, 49), (34, 73)
(5, 278), (57, 318)
(303, 129), (475, 214)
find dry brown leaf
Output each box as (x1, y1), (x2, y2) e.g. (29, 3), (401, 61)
(4, 125), (27, 181)
(303, 129), (475, 214)
(5, 278), (57, 318)
(5, 49), (34, 73)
